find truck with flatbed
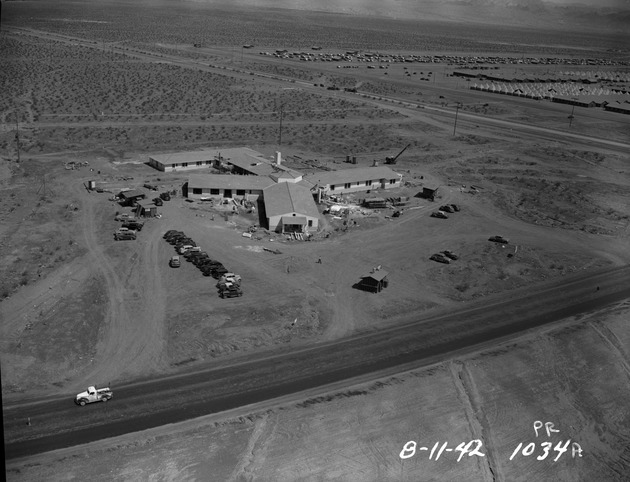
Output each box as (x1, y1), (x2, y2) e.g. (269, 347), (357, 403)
(75, 386), (113, 406)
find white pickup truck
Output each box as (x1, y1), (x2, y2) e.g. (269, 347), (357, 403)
(75, 386), (113, 406)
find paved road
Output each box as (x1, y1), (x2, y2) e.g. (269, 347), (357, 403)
(4, 264), (629, 459)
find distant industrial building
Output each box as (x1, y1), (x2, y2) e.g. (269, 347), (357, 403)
(605, 101), (630, 115)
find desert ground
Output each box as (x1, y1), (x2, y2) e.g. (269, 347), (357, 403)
(2, 0), (630, 480)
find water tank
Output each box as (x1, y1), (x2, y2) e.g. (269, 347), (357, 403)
(88, 180), (96, 190)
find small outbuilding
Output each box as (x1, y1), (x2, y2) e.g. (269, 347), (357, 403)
(357, 270), (389, 293)
(119, 189), (146, 206)
(419, 187), (438, 201)
(135, 199), (158, 217)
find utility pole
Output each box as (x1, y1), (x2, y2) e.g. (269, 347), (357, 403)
(278, 103), (284, 146)
(453, 102), (462, 136)
(14, 109), (21, 163)
(568, 104), (576, 127)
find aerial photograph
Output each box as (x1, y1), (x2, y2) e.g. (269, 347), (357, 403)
(1, 0), (629, 480)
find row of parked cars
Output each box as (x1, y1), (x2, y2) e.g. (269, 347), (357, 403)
(430, 250), (458, 264)
(113, 216), (144, 241)
(429, 235), (510, 264)
(163, 230), (243, 298)
(430, 203), (460, 219)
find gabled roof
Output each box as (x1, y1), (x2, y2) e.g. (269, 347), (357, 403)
(187, 174), (275, 190)
(305, 166), (402, 187)
(270, 170), (303, 182)
(149, 149), (220, 165)
(149, 147), (268, 166)
(362, 270), (389, 281)
(120, 189), (146, 199)
(264, 182), (319, 218)
(136, 199), (156, 208)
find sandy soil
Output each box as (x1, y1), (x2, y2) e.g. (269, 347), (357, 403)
(2, 1), (630, 479)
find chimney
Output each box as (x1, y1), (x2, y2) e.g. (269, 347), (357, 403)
(275, 151), (282, 166)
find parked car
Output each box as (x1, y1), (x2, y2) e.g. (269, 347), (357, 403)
(489, 235), (509, 244)
(217, 280), (239, 290)
(192, 256), (213, 267)
(440, 205), (454, 213)
(220, 273), (242, 283)
(219, 287), (243, 298)
(178, 244), (198, 254)
(169, 255), (181, 268)
(442, 250), (459, 260)
(198, 263), (223, 272)
(168, 236), (189, 245)
(210, 267), (229, 278)
(122, 220), (144, 231)
(184, 250), (205, 260)
(430, 211), (448, 219)
(153, 197), (163, 206)
(174, 240), (197, 249)
(114, 213), (136, 222)
(430, 253), (450, 264)
(199, 261), (224, 271)
(450, 203), (460, 212)
(160, 192), (171, 201)
(163, 230), (180, 238)
(114, 231), (136, 241)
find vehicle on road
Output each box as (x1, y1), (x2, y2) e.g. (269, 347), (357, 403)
(489, 235), (509, 244)
(75, 386), (113, 406)
(430, 253), (450, 264)
(439, 204), (454, 213)
(169, 255), (181, 268)
(430, 211), (448, 219)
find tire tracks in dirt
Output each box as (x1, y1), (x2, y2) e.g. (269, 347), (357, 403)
(449, 361), (499, 482)
(72, 186), (167, 387)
